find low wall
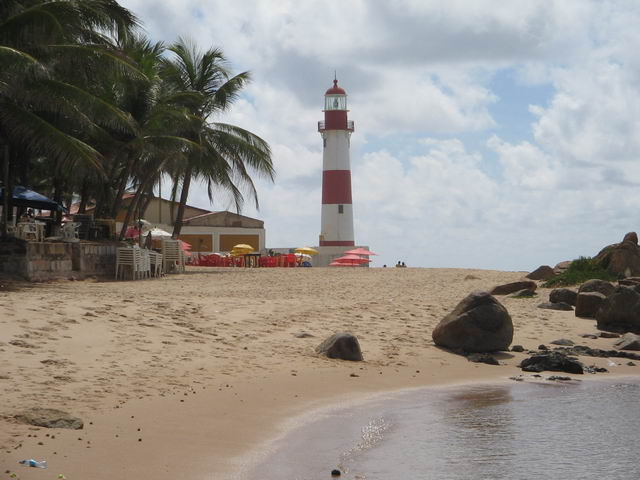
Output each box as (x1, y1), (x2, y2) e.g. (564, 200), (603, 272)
(0, 240), (120, 281)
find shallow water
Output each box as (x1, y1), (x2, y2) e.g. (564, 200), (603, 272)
(247, 378), (640, 480)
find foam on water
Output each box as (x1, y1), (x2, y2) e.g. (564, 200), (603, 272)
(246, 378), (640, 480)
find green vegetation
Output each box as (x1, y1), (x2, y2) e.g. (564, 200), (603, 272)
(543, 256), (616, 287)
(0, 0), (274, 238)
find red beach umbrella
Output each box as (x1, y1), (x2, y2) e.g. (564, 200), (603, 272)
(333, 254), (371, 266)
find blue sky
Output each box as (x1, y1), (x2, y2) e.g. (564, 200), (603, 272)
(120, 0), (640, 270)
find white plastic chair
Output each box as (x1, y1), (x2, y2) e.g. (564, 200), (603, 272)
(161, 239), (185, 273)
(115, 247), (141, 280)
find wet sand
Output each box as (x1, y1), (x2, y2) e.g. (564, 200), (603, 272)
(0, 267), (637, 479)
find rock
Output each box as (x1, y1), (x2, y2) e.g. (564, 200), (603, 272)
(586, 365), (609, 373)
(618, 277), (640, 287)
(575, 292), (606, 318)
(510, 289), (536, 298)
(526, 265), (555, 281)
(490, 281), (537, 296)
(548, 375), (572, 381)
(432, 291), (513, 353)
(466, 353), (499, 365)
(519, 351), (585, 374)
(614, 333), (640, 351)
(553, 344), (640, 361)
(549, 288), (578, 306)
(595, 232), (640, 277)
(294, 331), (314, 338)
(537, 302), (573, 311)
(553, 261), (571, 275)
(511, 345), (525, 352)
(15, 408), (83, 429)
(538, 344), (549, 350)
(578, 279), (616, 297)
(315, 333), (363, 361)
(599, 331), (620, 338)
(596, 286), (640, 333)
(627, 361), (637, 366)
(464, 274), (480, 280)
(580, 334), (598, 339)
(550, 338), (575, 346)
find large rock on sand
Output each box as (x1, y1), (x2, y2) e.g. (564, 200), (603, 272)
(432, 291), (513, 353)
(578, 279), (616, 297)
(526, 265), (555, 281)
(490, 280), (537, 296)
(549, 288), (578, 306)
(316, 333), (363, 361)
(595, 232), (640, 277)
(614, 333), (640, 351)
(596, 286), (640, 333)
(15, 408), (83, 429)
(575, 292), (606, 318)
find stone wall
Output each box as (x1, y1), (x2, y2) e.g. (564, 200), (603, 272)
(0, 240), (120, 281)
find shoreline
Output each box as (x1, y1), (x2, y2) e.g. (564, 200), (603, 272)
(1, 267), (638, 479)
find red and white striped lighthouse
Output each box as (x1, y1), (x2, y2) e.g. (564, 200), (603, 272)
(318, 78), (355, 247)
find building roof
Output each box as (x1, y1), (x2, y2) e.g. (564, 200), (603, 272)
(325, 79), (346, 96)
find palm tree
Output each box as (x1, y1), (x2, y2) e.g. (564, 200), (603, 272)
(0, 0), (139, 232)
(160, 39), (274, 239)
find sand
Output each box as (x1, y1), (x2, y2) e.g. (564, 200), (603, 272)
(0, 267), (637, 479)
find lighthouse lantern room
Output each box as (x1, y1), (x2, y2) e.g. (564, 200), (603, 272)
(318, 78), (355, 254)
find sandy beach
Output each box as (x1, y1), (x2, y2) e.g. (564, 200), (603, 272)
(1, 267), (637, 479)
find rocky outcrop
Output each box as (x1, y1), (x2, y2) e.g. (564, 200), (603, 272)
(490, 280), (537, 296)
(614, 333), (640, 351)
(575, 292), (606, 318)
(15, 408), (84, 429)
(519, 351), (585, 374)
(578, 279), (616, 297)
(596, 286), (640, 333)
(316, 333), (363, 361)
(537, 302), (573, 311)
(549, 288), (578, 306)
(526, 265), (555, 281)
(432, 291), (513, 353)
(510, 289), (536, 298)
(595, 232), (640, 277)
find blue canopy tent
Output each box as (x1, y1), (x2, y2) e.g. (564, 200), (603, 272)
(0, 186), (65, 211)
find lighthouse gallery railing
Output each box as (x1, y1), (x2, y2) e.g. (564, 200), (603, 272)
(318, 120), (354, 132)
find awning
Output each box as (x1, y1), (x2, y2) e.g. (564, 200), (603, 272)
(0, 186), (65, 211)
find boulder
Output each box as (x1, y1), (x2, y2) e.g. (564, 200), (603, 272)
(550, 338), (575, 346)
(526, 265), (555, 281)
(549, 288), (578, 306)
(15, 408), (83, 429)
(537, 302), (573, 311)
(618, 277), (640, 287)
(595, 232), (640, 277)
(490, 280), (537, 296)
(511, 345), (525, 352)
(614, 333), (640, 351)
(553, 261), (571, 275)
(432, 291), (513, 353)
(575, 292), (606, 318)
(519, 351), (585, 374)
(596, 286), (640, 333)
(315, 333), (363, 361)
(578, 279), (616, 297)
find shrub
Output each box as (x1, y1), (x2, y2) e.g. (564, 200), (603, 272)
(543, 256), (616, 287)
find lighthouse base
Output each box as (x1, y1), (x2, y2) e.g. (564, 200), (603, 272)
(313, 245), (370, 267)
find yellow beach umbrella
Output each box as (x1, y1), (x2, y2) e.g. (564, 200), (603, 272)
(295, 246), (318, 255)
(233, 244), (254, 252)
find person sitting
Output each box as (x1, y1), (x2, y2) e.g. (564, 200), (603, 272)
(395, 261), (401, 267)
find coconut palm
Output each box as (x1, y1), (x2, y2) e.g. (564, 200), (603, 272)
(160, 38), (274, 239)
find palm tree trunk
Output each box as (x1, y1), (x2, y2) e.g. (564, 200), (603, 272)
(118, 184), (144, 240)
(172, 163), (193, 239)
(77, 178), (90, 213)
(1, 144), (9, 237)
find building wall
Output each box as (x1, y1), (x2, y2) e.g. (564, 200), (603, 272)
(152, 224), (265, 253)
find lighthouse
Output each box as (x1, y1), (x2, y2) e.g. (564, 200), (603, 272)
(318, 78), (355, 249)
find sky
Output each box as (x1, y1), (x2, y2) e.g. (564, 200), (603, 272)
(119, 0), (640, 270)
